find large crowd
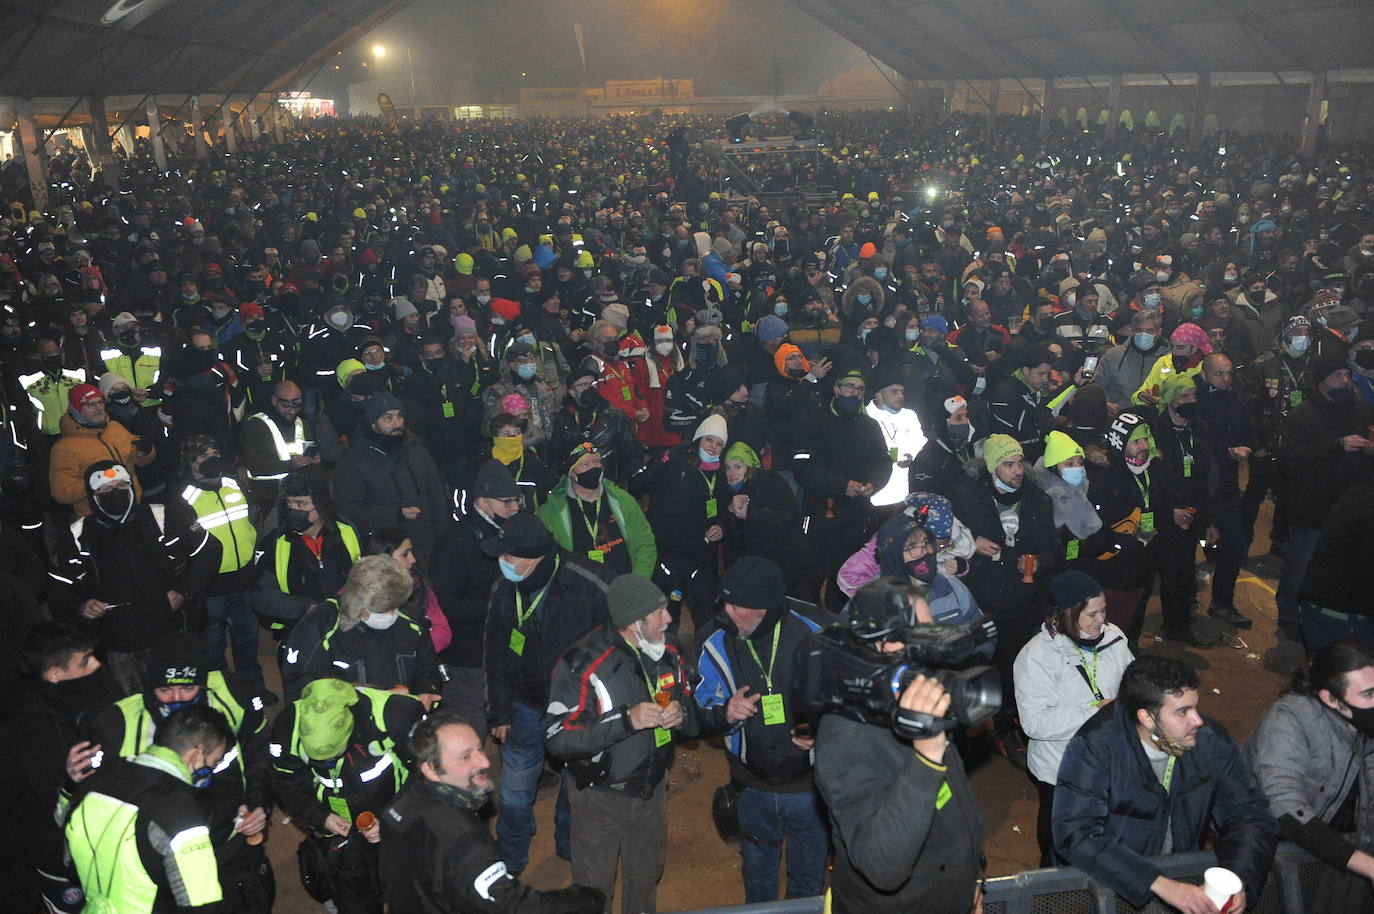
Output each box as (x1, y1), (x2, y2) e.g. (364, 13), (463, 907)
(1, 108), (1373, 914)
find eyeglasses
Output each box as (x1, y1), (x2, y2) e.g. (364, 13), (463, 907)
(275, 397), (304, 408)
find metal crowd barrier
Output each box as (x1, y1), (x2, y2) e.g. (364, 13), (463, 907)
(677, 842), (1322, 913)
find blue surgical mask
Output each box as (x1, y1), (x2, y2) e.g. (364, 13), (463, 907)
(1133, 332), (1156, 351)
(774, 302), (789, 317)
(873, 267), (888, 280)
(856, 293), (872, 305)
(1060, 466), (1087, 486)
(993, 476), (1019, 494)
(190, 765), (214, 790)
(698, 447), (720, 465)
(498, 557), (528, 582)
(1143, 292), (1161, 308)
(905, 328), (920, 342)
(728, 478), (744, 492)
(1287, 335), (1310, 355)
(516, 362), (537, 380)
(518, 334), (536, 347)
(364, 361), (384, 371)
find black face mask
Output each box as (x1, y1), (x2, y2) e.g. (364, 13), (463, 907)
(196, 456), (225, 480)
(42, 668), (112, 715)
(92, 488), (133, 525)
(1343, 702), (1374, 736)
(906, 555), (937, 583)
(287, 508), (314, 533)
(573, 466), (603, 490)
(108, 389), (133, 407)
(1357, 350), (1374, 370)
(785, 366), (807, 379)
(41, 354), (63, 372)
(423, 357), (447, 373)
(1172, 401), (1199, 421)
(946, 423), (971, 443)
(118, 330), (139, 346)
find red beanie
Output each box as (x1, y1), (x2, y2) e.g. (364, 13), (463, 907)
(490, 298), (521, 322)
(69, 384), (103, 410)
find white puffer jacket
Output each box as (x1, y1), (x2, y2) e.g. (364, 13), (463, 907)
(1014, 622), (1134, 783)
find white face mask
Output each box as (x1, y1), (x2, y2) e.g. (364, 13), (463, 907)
(654, 341), (674, 356)
(475, 292), (491, 305)
(634, 620), (666, 661)
(363, 610), (399, 631)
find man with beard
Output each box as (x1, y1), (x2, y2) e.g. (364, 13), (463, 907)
(380, 710), (605, 914)
(1245, 643), (1374, 909)
(335, 392), (448, 563)
(48, 461), (218, 693)
(0, 623), (116, 914)
(50, 384), (156, 517)
(239, 379), (318, 522)
(1054, 656), (1277, 914)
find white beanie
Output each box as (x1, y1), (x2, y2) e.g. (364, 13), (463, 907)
(693, 413), (728, 443)
(98, 372), (132, 397)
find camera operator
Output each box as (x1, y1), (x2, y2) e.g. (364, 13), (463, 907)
(813, 579), (986, 914)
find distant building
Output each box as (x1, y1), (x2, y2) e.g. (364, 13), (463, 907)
(346, 75), (476, 119)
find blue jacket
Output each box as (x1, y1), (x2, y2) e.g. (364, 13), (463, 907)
(1053, 701), (1277, 906)
(695, 605), (824, 789)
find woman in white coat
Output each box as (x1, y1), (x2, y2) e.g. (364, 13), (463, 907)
(1014, 569), (1134, 866)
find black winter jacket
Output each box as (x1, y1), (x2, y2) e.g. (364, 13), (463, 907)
(946, 472), (1058, 618)
(1298, 479), (1374, 615)
(334, 430), (450, 563)
(815, 715), (983, 914)
(380, 777), (603, 914)
(429, 505), (502, 669)
(1279, 389), (1374, 529)
(483, 551), (613, 728)
(636, 443), (733, 557)
(793, 403), (890, 524)
(545, 625), (701, 799)
(1053, 701), (1278, 907)
(280, 602), (439, 702)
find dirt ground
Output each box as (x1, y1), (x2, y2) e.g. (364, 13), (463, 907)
(255, 506), (1297, 913)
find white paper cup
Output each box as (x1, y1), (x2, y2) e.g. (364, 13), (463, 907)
(1203, 866), (1242, 912)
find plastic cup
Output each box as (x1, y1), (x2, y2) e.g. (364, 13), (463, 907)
(1203, 866), (1242, 912)
(355, 811), (376, 831)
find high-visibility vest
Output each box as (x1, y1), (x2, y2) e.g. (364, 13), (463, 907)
(273, 522), (361, 594)
(112, 671), (253, 779)
(99, 345), (162, 405)
(64, 745), (223, 914)
(275, 685), (414, 812)
(244, 412), (306, 480)
(181, 479), (256, 574)
(18, 367), (85, 435)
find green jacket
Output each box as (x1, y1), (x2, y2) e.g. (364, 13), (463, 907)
(536, 477), (657, 578)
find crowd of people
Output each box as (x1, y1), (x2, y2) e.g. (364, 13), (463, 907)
(1, 105), (1373, 914)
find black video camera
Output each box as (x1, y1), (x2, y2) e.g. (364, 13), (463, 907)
(792, 579), (1001, 740)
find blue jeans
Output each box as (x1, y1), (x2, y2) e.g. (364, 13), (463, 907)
(1301, 601), (1374, 657)
(1275, 526), (1323, 627)
(495, 701), (570, 873)
(205, 592), (262, 688)
(736, 787), (829, 903)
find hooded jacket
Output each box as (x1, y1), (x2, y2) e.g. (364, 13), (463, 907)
(49, 503), (218, 653)
(1013, 622), (1132, 783)
(1054, 701), (1278, 907)
(49, 412), (155, 516)
(1079, 410), (1157, 591)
